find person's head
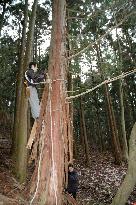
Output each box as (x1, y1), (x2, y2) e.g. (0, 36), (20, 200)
(68, 163), (74, 172)
(29, 62), (38, 72)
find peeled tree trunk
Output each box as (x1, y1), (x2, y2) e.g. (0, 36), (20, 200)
(29, 0), (69, 204)
(111, 122), (136, 205)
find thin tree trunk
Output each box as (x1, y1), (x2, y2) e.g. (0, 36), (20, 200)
(96, 108), (103, 152)
(80, 97), (90, 164)
(79, 100), (85, 145)
(67, 22), (74, 162)
(119, 79), (128, 160)
(93, 91), (103, 151)
(105, 83), (122, 164)
(96, 42), (122, 163)
(116, 21), (128, 161)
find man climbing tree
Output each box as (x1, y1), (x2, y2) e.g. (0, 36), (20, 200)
(25, 62), (46, 120)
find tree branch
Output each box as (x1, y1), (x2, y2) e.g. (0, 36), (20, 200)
(68, 11), (136, 60)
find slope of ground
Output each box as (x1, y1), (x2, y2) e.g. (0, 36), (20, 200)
(0, 147), (136, 205)
(0, 152), (28, 204)
(76, 147), (136, 205)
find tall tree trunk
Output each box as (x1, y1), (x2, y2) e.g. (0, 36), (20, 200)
(13, 0), (28, 156)
(80, 97), (90, 164)
(96, 108), (103, 152)
(93, 91), (103, 151)
(119, 79), (128, 160)
(96, 42), (122, 163)
(14, 0), (38, 183)
(66, 20), (74, 162)
(79, 99), (85, 145)
(111, 123), (136, 205)
(116, 22), (128, 161)
(105, 83), (122, 164)
(29, 0), (68, 204)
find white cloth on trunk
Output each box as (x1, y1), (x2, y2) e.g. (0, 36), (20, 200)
(28, 86), (40, 119)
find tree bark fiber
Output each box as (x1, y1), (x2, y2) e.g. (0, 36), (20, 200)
(29, 1), (70, 205)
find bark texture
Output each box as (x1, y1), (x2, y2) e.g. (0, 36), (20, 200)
(29, 0), (71, 204)
(14, 0), (38, 182)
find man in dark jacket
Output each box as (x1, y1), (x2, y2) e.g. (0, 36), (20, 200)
(67, 163), (78, 199)
(25, 62), (45, 119)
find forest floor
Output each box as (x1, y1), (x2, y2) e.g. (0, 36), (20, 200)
(76, 146), (136, 205)
(0, 147), (136, 205)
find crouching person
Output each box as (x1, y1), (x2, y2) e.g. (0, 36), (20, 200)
(67, 163), (78, 199)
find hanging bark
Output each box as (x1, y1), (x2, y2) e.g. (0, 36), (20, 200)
(67, 21), (74, 163)
(29, 0), (70, 204)
(63, 192), (79, 205)
(67, 101), (73, 163)
(14, 0), (38, 183)
(111, 122), (136, 205)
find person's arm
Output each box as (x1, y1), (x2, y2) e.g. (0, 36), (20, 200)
(35, 73), (45, 83)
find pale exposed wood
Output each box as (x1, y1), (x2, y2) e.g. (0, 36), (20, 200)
(26, 120), (37, 149)
(63, 192), (79, 205)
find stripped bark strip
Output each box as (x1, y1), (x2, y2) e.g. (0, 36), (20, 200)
(63, 193), (79, 205)
(67, 103), (73, 163)
(27, 84), (49, 150)
(63, 101), (69, 187)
